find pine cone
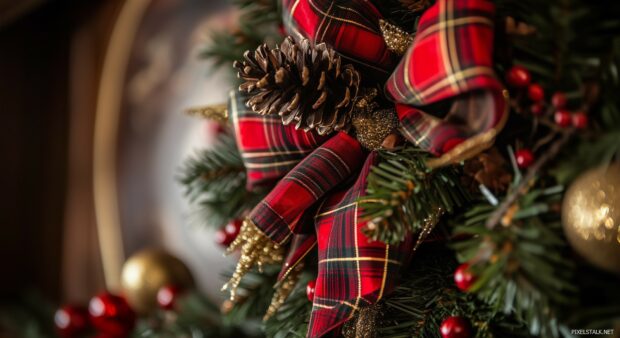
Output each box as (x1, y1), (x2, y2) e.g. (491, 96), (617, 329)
(234, 36), (361, 135)
(463, 148), (512, 193)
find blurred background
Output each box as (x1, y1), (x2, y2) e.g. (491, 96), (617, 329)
(1, 0), (236, 320)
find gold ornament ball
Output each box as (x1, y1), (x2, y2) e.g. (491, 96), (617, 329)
(120, 249), (194, 314)
(562, 163), (620, 275)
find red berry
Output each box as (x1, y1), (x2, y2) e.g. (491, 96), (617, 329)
(530, 103), (545, 116)
(88, 293), (136, 336)
(215, 228), (234, 247)
(551, 92), (567, 109)
(225, 219), (242, 239)
(572, 112), (588, 129)
(54, 305), (90, 338)
(440, 316), (472, 338)
(157, 285), (184, 310)
(454, 263), (476, 291)
(515, 149), (534, 169)
(306, 279), (316, 302)
(527, 83), (545, 102)
(554, 110), (572, 127)
(506, 65), (531, 88)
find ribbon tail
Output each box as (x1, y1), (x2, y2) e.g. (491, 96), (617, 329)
(309, 152), (414, 338)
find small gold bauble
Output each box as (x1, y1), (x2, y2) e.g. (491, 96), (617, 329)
(562, 163), (620, 275)
(120, 249), (194, 314)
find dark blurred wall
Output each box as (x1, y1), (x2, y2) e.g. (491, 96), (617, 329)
(0, 0), (118, 303)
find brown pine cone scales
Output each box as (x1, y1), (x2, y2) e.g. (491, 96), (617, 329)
(234, 36), (361, 135)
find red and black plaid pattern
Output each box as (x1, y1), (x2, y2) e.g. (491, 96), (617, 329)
(229, 90), (331, 190)
(282, 0), (397, 79)
(249, 132), (364, 244)
(386, 0), (507, 157)
(227, 0), (506, 336)
(310, 153), (414, 337)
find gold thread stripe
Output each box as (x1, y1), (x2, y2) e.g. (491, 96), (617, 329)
(242, 149), (312, 158)
(415, 17), (493, 42)
(244, 160), (300, 169)
(321, 147), (351, 173)
(342, 301), (360, 311)
(446, 0), (463, 92)
(289, 0), (301, 21)
(377, 244), (390, 300)
(416, 67), (495, 103)
(319, 257), (402, 265)
(279, 241), (317, 281)
(313, 151), (347, 179)
(353, 204), (362, 309)
(438, 0), (458, 93)
(286, 176), (319, 199)
(315, 202), (357, 217)
(308, 0), (375, 32)
(315, 0), (332, 43)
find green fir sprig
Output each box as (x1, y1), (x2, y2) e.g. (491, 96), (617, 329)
(179, 133), (263, 228)
(359, 145), (470, 244)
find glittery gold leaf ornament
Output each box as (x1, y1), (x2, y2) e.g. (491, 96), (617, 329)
(222, 219), (284, 301)
(562, 163), (620, 275)
(342, 304), (381, 338)
(351, 88), (399, 150)
(184, 103), (228, 122)
(379, 19), (414, 55)
(263, 262), (304, 320)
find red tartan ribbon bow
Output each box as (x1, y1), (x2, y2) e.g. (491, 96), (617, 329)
(231, 0), (506, 336)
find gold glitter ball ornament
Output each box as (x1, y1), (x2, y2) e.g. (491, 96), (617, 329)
(120, 249), (195, 314)
(562, 163), (620, 275)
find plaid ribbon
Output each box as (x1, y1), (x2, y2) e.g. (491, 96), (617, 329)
(228, 0), (505, 336)
(386, 0), (507, 165)
(310, 153), (414, 337)
(229, 91), (331, 191)
(282, 0), (397, 81)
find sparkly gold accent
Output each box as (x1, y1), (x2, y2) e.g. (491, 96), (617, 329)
(185, 103), (228, 122)
(263, 262), (304, 320)
(352, 109), (399, 150)
(426, 90), (510, 169)
(342, 304), (381, 338)
(222, 219), (284, 301)
(379, 19), (414, 56)
(413, 206), (443, 252)
(562, 163), (620, 275)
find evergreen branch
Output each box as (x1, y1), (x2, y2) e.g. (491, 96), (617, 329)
(263, 272), (313, 338)
(485, 131), (572, 229)
(359, 145), (470, 244)
(453, 185), (578, 338)
(200, 0), (282, 74)
(179, 133), (263, 228)
(222, 264), (280, 326)
(378, 247), (531, 338)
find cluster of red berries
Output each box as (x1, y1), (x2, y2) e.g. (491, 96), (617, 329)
(506, 65), (588, 129)
(55, 285), (186, 338)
